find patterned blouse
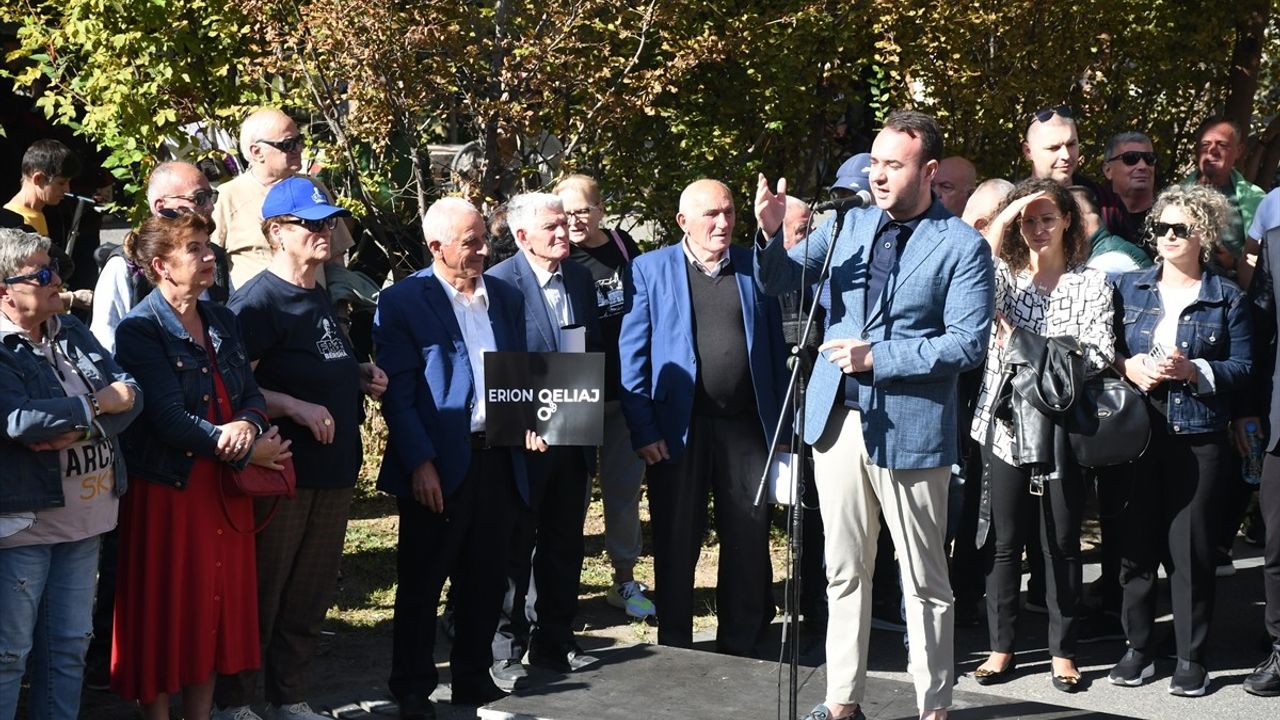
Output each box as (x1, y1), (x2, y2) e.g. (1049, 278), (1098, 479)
(970, 259), (1116, 464)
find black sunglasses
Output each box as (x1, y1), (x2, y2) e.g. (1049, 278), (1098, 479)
(280, 217), (338, 232)
(257, 136), (305, 153)
(1107, 151), (1156, 167)
(4, 259), (60, 287)
(162, 189), (219, 207)
(1152, 222), (1191, 239)
(1029, 105), (1073, 125)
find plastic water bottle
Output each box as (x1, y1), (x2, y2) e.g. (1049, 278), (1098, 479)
(1243, 420), (1264, 486)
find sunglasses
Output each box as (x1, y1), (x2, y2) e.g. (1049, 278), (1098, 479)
(1152, 222), (1191, 239)
(1107, 151), (1156, 167)
(280, 217), (338, 232)
(162, 189), (219, 207)
(257, 136), (305, 153)
(1029, 105), (1073, 125)
(4, 259), (60, 287)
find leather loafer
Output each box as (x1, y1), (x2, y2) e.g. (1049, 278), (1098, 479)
(395, 694), (436, 720)
(490, 659), (528, 690)
(1052, 673), (1080, 693)
(973, 660), (1017, 686)
(528, 643), (599, 672)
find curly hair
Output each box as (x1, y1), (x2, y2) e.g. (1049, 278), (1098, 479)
(994, 178), (1088, 274)
(1143, 184), (1230, 264)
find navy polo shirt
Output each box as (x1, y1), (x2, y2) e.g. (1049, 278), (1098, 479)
(837, 212), (923, 411)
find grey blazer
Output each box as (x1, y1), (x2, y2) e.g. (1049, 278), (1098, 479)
(755, 199), (994, 469)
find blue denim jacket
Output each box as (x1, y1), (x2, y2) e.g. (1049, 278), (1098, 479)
(0, 314), (143, 513)
(1113, 265), (1252, 434)
(114, 291), (267, 488)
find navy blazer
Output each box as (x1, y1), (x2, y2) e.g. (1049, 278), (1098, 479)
(755, 199), (994, 469)
(373, 265), (529, 502)
(619, 243), (788, 461)
(487, 251), (603, 474)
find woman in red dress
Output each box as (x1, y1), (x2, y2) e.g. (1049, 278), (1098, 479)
(111, 212), (291, 720)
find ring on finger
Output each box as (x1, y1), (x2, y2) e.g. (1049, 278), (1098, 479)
(322, 417), (332, 427)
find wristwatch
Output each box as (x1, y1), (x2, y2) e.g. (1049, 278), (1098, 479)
(87, 392), (102, 418)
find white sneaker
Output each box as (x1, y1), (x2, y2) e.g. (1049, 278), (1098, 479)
(607, 580), (657, 619)
(269, 703), (330, 720)
(212, 707), (264, 720)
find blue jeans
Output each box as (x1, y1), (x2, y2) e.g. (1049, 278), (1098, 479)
(0, 535), (101, 720)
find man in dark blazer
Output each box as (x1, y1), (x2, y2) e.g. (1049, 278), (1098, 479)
(619, 178), (788, 656)
(755, 110), (994, 720)
(374, 197), (542, 718)
(485, 192), (604, 687)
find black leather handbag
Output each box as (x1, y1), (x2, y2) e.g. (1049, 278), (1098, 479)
(1067, 369), (1150, 468)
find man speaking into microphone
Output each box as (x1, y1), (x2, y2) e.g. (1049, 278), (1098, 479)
(753, 110), (993, 720)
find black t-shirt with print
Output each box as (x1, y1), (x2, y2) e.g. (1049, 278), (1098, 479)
(568, 228), (641, 401)
(230, 271), (363, 489)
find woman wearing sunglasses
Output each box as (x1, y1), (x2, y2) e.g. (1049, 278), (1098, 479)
(1107, 184), (1252, 696)
(110, 212), (291, 720)
(212, 178), (386, 720)
(0, 228), (142, 720)
(969, 178), (1115, 693)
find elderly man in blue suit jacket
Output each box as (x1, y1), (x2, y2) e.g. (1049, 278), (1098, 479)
(485, 192), (604, 686)
(755, 111), (994, 720)
(374, 197), (543, 718)
(620, 179), (788, 657)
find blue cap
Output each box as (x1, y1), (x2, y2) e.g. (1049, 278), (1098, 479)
(261, 177), (351, 221)
(830, 153), (872, 193)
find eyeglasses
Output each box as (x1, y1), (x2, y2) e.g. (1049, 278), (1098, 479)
(280, 217), (338, 232)
(257, 136), (305, 153)
(1152, 222), (1191, 239)
(162, 189), (219, 207)
(565, 207), (597, 221)
(3, 259), (60, 287)
(1029, 105), (1073, 125)
(1106, 151), (1156, 167)
(1019, 214), (1063, 232)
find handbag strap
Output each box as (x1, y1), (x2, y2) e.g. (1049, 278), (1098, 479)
(217, 467), (281, 535)
(607, 228), (630, 262)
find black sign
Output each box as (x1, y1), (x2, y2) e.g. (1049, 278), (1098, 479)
(484, 352), (606, 446)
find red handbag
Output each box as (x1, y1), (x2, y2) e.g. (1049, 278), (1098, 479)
(219, 458), (297, 534)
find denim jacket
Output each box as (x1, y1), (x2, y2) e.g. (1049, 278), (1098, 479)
(114, 290), (267, 488)
(0, 314), (143, 513)
(1113, 264), (1253, 434)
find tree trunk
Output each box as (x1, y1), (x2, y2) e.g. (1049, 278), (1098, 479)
(1223, 0), (1270, 183)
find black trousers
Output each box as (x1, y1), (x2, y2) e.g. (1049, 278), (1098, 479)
(388, 447), (518, 701)
(647, 413), (774, 656)
(983, 449), (1084, 658)
(950, 438), (985, 605)
(492, 447), (589, 661)
(1259, 451), (1280, 642)
(1092, 466), (1134, 616)
(1119, 426), (1224, 662)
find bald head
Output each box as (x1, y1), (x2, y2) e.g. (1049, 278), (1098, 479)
(679, 179), (733, 216)
(240, 108), (303, 180)
(961, 178), (1014, 236)
(146, 161), (213, 216)
(783, 196), (812, 249)
(1023, 115), (1080, 186)
(677, 179), (735, 261)
(933, 156), (976, 217)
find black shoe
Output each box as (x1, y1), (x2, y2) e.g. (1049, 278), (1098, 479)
(799, 704), (865, 720)
(1244, 648), (1280, 697)
(1052, 673), (1081, 693)
(527, 643), (599, 672)
(1108, 648), (1154, 687)
(396, 694), (436, 720)
(489, 659), (528, 690)
(450, 681), (507, 706)
(83, 653), (111, 692)
(1077, 611), (1125, 644)
(973, 658), (1017, 686)
(1168, 658), (1209, 697)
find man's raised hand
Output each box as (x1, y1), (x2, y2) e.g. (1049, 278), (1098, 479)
(755, 174), (788, 238)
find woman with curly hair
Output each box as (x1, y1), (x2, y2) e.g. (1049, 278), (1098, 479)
(1106, 184), (1251, 696)
(969, 178), (1115, 693)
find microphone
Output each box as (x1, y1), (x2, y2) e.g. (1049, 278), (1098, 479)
(813, 190), (873, 213)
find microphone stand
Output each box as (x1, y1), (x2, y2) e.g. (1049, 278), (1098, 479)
(755, 204), (850, 720)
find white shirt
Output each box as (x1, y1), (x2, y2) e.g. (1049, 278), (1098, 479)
(434, 272), (497, 432)
(525, 253), (573, 349)
(1153, 282), (1202, 357)
(681, 237), (730, 278)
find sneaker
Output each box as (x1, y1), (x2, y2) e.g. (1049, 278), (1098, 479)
(270, 703), (330, 720)
(1244, 648), (1280, 697)
(607, 580), (656, 619)
(213, 707), (265, 720)
(1077, 611), (1125, 644)
(1169, 659), (1209, 697)
(1108, 648), (1155, 686)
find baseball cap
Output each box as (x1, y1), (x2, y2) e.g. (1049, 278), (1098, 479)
(261, 176), (352, 220)
(830, 153), (872, 194)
